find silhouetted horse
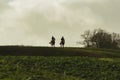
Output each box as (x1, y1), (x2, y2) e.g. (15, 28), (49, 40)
(49, 36), (55, 47)
(60, 37), (65, 47)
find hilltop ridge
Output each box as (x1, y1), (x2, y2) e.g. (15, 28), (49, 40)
(0, 46), (120, 57)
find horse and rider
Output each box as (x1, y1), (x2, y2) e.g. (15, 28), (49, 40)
(60, 36), (65, 47)
(49, 36), (56, 47)
(49, 36), (65, 47)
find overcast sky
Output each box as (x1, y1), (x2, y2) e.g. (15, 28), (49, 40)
(0, 0), (120, 47)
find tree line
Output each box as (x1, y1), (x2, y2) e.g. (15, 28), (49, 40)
(81, 28), (120, 49)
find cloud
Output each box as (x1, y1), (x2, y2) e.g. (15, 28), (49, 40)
(89, 0), (120, 32)
(0, 0), (9, 11)
(0, 0), (120, 46)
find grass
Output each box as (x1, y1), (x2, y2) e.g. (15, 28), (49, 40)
(0, 56), (120, 80)
(0, 46), (120, 80)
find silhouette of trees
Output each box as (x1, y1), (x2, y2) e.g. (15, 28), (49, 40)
(81, 30), (92, 47)
(81, 28), (120, 49)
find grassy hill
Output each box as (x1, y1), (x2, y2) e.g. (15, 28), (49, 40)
(0, 46), (120, 57)
(0, 46), (120, 80)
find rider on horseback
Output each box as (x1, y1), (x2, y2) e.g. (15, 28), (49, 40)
(49, 36), (56, 47)
(60, 36), (65, 47)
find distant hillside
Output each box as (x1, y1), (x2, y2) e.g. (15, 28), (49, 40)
(0, 46), (120, 57)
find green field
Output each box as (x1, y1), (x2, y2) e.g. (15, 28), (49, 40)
(0, 46), (120, 80)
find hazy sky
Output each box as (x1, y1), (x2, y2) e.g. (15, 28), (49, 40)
(0, 0), (120, 47)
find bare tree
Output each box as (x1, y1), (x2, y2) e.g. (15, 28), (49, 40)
(81, 30), (92, 47)
(111, 33), (120, 48)
(81, 28), (120, 49)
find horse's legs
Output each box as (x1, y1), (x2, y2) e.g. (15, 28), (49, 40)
(60, 44), (64, 47)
